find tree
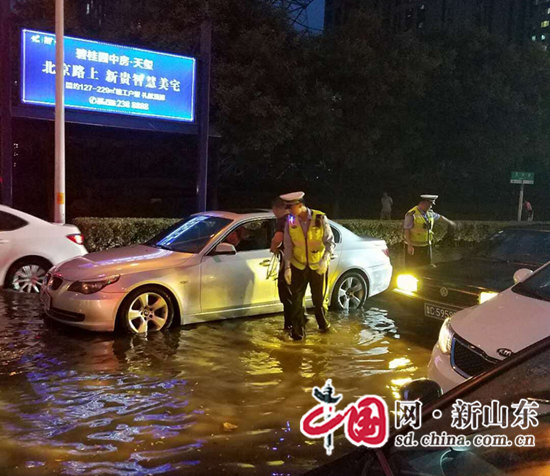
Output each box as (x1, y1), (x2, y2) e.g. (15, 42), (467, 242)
(294, 10), (437, 216)
(410, 28), (550, 215)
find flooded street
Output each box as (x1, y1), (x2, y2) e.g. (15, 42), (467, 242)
(0, 289), (438, 475)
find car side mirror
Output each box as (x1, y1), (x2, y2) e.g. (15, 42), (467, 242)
(214, 243), (237, 255)
(400, 379), (443, 406)
(513, 268), (533, 284)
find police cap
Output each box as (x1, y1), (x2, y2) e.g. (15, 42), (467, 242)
(279, 191), (305, 205)
(420, 194), (438, 203)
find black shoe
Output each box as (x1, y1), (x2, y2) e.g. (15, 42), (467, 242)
(291, 327), (306, 341)
(319, 323), (331, 333)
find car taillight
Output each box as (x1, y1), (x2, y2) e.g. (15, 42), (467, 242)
(382, 248), (390, 257)
(67, 234), (84, 245)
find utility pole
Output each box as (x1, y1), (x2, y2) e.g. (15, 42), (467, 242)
(54, 0), (66, 223)
(196, 19), (212, 212)
(0, 0), (13, 206)
(517, 182), (524, 222)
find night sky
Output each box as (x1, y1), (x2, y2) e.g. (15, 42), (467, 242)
(306, 0), (325, 31)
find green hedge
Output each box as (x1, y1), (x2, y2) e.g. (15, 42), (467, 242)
(73, 217), (549, 252)
(73, 217), (179, 252)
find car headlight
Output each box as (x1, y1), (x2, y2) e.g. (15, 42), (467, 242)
(438, 318), (454, 354)
(479, 291), (498, 304)
(396, 274), (418, 293)
(68, 275), (120, 294)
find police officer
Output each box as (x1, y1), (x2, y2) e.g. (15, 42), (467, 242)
(270, 197), (292, 331)
(403, 194), (455, 268)
(281, 192), (335, 341)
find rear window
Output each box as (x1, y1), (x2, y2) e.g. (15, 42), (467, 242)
(0, 211), (27, 231)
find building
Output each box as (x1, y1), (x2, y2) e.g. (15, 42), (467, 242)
(530, 0), (550, 48)
(324, 0), (539, 46)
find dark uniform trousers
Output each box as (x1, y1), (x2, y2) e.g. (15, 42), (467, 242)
(289, 264), (329, 339)
(404, 244), (432, 268)
(277, 261), (292, 329)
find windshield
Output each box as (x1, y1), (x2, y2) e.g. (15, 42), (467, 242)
(382, 342), (550, 476)
(512, 264), (550, 302)
(474, 229), (550, 264)
(146, 215), (232, 253)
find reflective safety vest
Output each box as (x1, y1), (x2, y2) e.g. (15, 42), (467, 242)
(288, 209), (326, 270)
(406, 206), (434, 247)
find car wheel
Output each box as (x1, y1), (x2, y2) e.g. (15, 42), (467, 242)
(118, 286), (175, 334)
(6, 258), (51, 293)
(331, 271), (368, 311)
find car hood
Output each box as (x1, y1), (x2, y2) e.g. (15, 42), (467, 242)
(418, 257), (539, 291)
(54, 245), (193, 280)
(450, 288), (550, 360)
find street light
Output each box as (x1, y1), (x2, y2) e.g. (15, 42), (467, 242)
(54, 0), (65, 223)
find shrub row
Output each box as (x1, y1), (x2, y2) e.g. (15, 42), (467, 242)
(73, 217), (180, 252)
(73, 217), (547, 252)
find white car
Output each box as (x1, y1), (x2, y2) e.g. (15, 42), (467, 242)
(40, 210), (392, 333)
(0, 205), (87, 293)
(428, 265), (549, 392)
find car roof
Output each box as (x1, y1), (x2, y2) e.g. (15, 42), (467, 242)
(196, 210), (274, 220)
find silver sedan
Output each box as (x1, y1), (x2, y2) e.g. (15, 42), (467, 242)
(40, 211), (392, 333)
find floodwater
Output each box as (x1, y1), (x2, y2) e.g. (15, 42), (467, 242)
(0, 290), (439, 476)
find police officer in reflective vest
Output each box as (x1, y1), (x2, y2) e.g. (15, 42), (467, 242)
(281, 192), (335, 341)
(403, 194), (455, 268)
(270, 196), (292, 331)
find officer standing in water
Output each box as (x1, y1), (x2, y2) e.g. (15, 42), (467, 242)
(270, 197), (293, 331)
(281, 192), (335, 341)
(403, 194), (455, 268)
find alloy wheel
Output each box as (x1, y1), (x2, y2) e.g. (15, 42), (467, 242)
(12, 264), (47, 293)
(126, 292), (169, 334)
(337, 276), (366, 311)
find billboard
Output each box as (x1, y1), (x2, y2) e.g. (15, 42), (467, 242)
(21, 29), (196, 122)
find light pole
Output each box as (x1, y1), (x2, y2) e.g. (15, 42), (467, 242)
(0, 0), (13, 206)
(196, 19), (212, 212)
(54, 0), (66, 223)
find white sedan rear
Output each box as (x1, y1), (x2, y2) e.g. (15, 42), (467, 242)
(41, 210), (392, 333)
(0, 205), (87, 293)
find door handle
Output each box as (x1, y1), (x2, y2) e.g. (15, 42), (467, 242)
(260, 259), (271, 267)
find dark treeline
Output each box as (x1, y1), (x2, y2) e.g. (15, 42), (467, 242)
(10, 0), (550, 219)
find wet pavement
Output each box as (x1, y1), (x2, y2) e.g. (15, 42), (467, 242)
(0, 286), (442, 476)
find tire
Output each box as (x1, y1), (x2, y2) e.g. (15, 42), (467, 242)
(6, 257), (51, 293)
(117, 286), (175, 334)
(331, 271), (368, 311)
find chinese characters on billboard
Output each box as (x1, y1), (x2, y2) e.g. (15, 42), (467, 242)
(21, 29), (196, 122)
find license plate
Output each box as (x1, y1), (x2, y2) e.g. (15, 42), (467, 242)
(40, 291), (51, 311)
(424, 302), (455, 320)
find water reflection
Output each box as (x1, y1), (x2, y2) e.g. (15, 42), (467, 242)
(0, 290), (433, 475)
